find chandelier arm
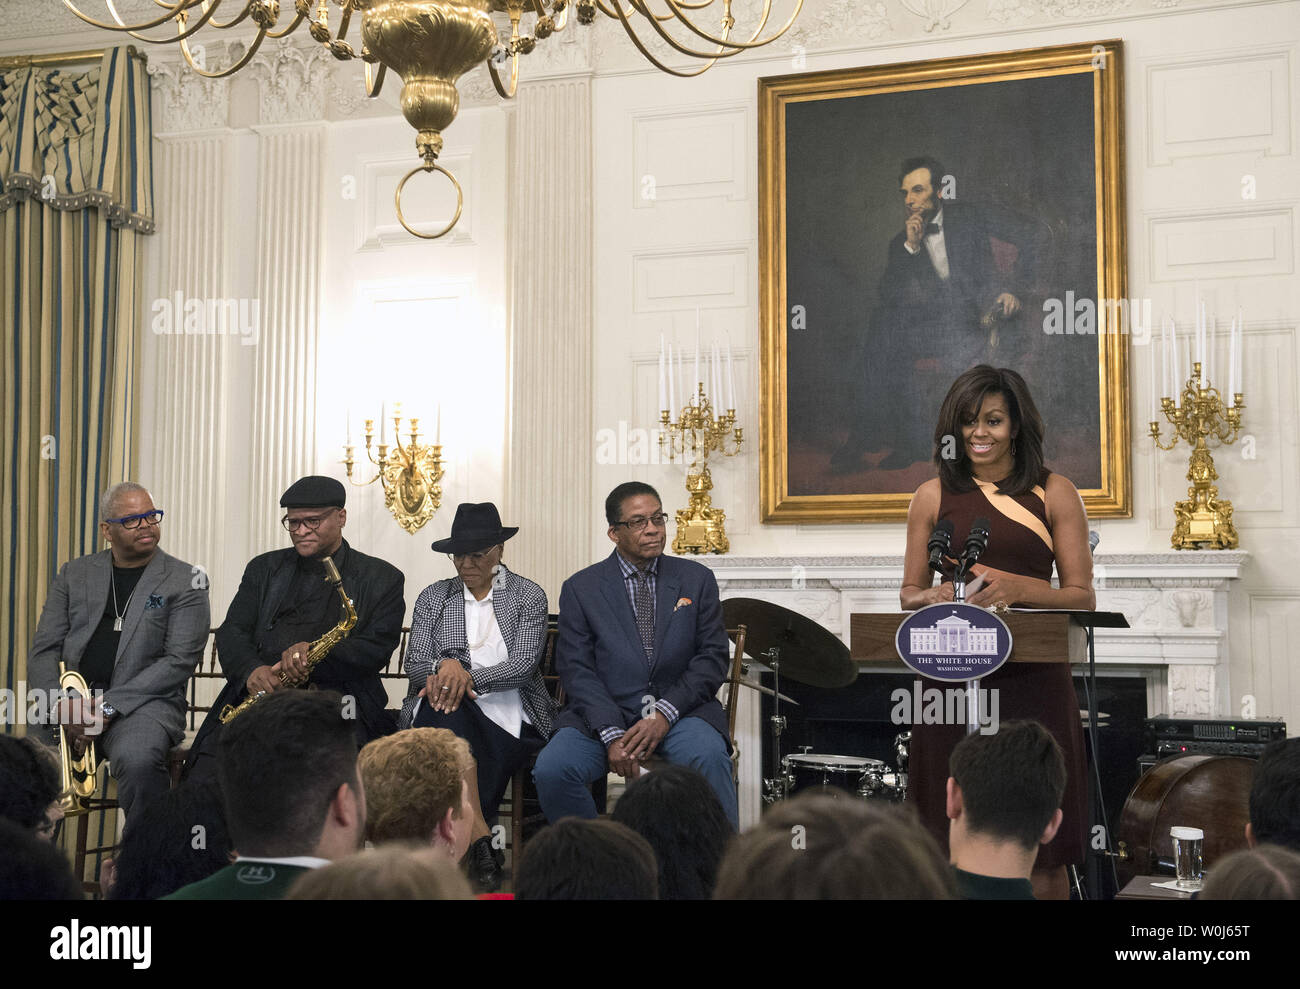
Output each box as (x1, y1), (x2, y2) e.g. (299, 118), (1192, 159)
(199, 0), (255, 30)
(489, 50), (521, 99)
(661, 0), (804, 51)
(608, 0), (722, 76)
(623, 0), (694, 23)
(92, 0), (226, 44)
(620, 0), (748, 61)
(334, 1), (354, 39)
(179, 28), (268, 77)
(63, 0), (209, 33)
(364, 59), (388, 98)
(265, 10), (308, 38)
(550, 0), (570, 29)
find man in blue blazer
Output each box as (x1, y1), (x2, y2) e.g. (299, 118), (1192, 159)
(534, 482), (738, 828)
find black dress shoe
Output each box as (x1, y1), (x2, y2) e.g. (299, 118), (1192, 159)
(469, 836), (502, 893)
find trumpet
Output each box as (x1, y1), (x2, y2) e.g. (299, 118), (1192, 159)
(57, 663), (99, 817)
(219, 556), (356, 724)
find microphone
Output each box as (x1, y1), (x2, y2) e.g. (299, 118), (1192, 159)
(962, 517), (991, 568)
(1088, 530), (1100, 556)
(927, 520), (954, 573)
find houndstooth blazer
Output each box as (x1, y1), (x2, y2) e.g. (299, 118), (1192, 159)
(398, 564), (555, 737)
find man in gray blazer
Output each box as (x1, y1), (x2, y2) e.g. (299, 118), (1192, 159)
(28, 482), (210, 821)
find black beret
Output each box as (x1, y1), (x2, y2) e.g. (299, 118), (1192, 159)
(280, 475), (346, 509)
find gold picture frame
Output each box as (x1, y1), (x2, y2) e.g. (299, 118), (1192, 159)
(759, 40), (1130, 523)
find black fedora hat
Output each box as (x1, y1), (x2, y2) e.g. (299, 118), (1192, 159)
(430, 502), (519, 555)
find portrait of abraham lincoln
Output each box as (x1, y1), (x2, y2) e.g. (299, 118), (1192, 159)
(759, 42), (1130, 523)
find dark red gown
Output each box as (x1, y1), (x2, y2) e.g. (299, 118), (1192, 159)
(905, 469), (1088, 869)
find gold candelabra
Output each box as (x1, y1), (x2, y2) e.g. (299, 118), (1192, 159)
(1150, 362), (1244, 550)
(343, 403), (445, 534)
(659, 383), (742, 554)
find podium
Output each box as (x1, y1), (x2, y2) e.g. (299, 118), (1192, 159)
(850, 611), (1107, 667)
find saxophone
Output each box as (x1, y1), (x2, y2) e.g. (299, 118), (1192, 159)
(57, 664), (98, 817)
(219, 555), (357, 724)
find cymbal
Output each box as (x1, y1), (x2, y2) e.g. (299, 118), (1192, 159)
(723, 597), (856, 688)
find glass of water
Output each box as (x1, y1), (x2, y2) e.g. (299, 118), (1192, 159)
(1170, 826), (1204, 890)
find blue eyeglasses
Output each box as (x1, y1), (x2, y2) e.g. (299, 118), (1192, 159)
(105, 510), (165, 529)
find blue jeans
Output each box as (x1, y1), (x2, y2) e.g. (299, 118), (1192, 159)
(533, 720), (739, 829)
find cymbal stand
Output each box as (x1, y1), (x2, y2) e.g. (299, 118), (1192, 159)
(760, 646), (789, 804)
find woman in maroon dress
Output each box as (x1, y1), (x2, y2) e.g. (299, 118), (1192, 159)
(901, 365), (1095, 900)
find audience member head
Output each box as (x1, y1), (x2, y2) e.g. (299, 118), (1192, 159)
(1247, 738), (1300, 852)
(713, 795), (954, 899)
(357, 727), (474, 861)
(1202, 844), (1300, 900)
(107, 779), (232, 900)
(947, 719), (1065, 874)
(611, 763), (731, 899)
(516, 818), (658, 900)
(285, 845), (474, 900)
(0, 734), (63, 839)
(0, 819), (82, 900)
(218, 690), (363, 861)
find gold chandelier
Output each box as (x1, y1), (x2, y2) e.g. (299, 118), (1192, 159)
(65, 1), (803, 238)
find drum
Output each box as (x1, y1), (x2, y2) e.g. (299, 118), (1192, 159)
(781, 753), (887, 801)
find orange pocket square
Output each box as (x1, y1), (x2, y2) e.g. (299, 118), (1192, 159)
(674, 597), (693, 612)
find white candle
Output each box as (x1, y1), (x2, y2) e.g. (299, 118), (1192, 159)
(1169, 317), (1179, 406)
(1235, 309), (1244, 395)
(1198, 301), (1206, 387)
(667, 341), (676, 413)
(712, 339), (722, 408)
(658, 334), (667, 412)
(694, 310), (701, 406)
(1226, 316), (1237, 401)
(1201, 311), (1211, 389)
(1163, 316), (1172, 401)
(726, 336), (735, 411)
(346, 407), (353, 446)
(436, 403), (441, 444)
(677, 345), (685, 411)
(380, 402), (387, 444)
(1149, 333), (1156, 423)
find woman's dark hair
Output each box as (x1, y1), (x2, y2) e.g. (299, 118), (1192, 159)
(0, 819), (82, 900)
(107, 779), (233, 900)
(0, 734), (61, 832)
(933, 365), (1045, 496)
(611, 763), (732, 899)
(516, 818), (658, 900)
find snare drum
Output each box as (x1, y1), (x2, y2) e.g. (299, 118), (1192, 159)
(781, 753), (887, 801)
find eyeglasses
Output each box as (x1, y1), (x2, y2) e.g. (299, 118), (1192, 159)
(448, 549), (497, 565)
(105, 510), (164, 529)
(613, 512), (670, 533)
(281, 509), (339, 532)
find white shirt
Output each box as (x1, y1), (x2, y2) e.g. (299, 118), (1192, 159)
(903, 206), (951, 281)
(464, 585), (529, 738)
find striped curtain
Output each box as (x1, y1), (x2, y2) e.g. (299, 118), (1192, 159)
(0, 46), (154, 723)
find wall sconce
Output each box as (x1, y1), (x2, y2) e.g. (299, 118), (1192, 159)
(343, 403), (445, 534)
